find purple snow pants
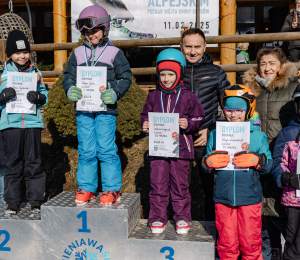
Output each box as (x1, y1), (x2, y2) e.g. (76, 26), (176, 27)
(148, 158), (192, 225)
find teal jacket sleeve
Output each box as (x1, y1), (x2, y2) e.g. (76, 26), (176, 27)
(36, 68), (48, 107)
(206, 130), (216, 155)
(201, 130), (216, 173)
(112, 50), (132, 99)
(257, 132), (273, 175)
(0, 68), (8, 110)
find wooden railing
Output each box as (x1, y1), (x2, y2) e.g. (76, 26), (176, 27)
(1, 31), (300, 78)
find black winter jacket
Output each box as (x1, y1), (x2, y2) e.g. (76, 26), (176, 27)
(183, 53), (230, 131)
(281, 10), (300, 50)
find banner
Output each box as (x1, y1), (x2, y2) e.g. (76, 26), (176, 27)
(216, 121), (250, 171)
(76, 66), (107, 112)
(71, 0), (219, 44)
(6, 72), (37, 114)
(148, 112), (180, 157)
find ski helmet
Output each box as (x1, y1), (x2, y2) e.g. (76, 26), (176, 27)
(221, 85), (256, 120)
(75, 5), (111, 36)
(293, 85), (300, 119)
(156, 49), (186, 91)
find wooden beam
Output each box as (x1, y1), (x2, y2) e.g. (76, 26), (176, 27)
(220, 0), (236, 85)
(42, 63), (300, 78)
(29, 31), (300, 51)
(53, 0), (67, 71)
(0, 40), (6, 63)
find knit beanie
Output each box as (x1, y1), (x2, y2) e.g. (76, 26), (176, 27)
(224, 97), (247, 111)
(6, 30), (30, 57)
(296, 0), (300, 4)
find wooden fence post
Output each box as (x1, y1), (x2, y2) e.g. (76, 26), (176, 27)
(0, 40), (7, 63)
(53, 0), (67, 71)
(220, 0), (236, 85)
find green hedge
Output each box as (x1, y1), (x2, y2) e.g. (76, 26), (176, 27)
(43, 37), (147, 142)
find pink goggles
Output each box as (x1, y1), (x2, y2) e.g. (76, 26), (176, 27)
(75, 16), (111, 31)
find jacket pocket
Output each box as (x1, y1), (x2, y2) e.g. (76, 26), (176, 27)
(5, 110), (23, 126)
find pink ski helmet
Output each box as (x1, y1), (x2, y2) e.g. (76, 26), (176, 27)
(75, 5), (111, 36)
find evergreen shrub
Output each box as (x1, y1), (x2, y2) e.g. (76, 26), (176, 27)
(43, 37), (147, 142)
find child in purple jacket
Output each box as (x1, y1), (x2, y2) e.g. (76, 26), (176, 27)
(140, 49), (205, 235)
(272, 85), (300, 259)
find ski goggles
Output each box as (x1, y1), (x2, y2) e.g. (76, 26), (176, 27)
(75, 16), (111, 31)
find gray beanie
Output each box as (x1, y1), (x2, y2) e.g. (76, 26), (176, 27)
(296, 0), (300, 3)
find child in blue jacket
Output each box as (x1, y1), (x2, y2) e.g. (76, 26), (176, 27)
(202, 85), (273, 259)
(0, 30), (48, 214)
(63, 6), (132, 205)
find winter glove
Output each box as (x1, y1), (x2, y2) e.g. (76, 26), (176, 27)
(0, 87), (16, 105)
(202, 150), (230, 173)
(27, 91), (46, 105)
(233, 150), (267, 170)
(67, 86), (82, 101)
(281, 172), (300, 189)
(100, 83), (117, 105)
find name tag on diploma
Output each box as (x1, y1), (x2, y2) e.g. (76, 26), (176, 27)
(148, 112), (180, 158)
(216, 121), (250, 171)
(6, 71), (37, 114)
(76, 66), (107, 112)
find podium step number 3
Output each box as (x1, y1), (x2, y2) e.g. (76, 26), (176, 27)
(0, 191), (215, 260)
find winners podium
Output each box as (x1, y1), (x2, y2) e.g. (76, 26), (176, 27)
(0, 192), (215, 259)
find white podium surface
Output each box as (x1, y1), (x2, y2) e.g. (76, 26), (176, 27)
(0, 191), (215, 259)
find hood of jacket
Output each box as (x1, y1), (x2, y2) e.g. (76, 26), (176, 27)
(243, 62), (298, 96)
(186, 52), (213, 68)
(288, 115), (300, 127)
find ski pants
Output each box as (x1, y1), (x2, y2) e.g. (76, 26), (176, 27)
(283, 206), (300, 260)
(215, 202), (263, 260)
(148, 158), (191, 225)
(2, 128), (45, 205)
(194, 145), (215, 221)
(265, 216), (286, 249)
(76, 112), (122, 193)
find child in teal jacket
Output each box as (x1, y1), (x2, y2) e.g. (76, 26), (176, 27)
(202, 85), (273, 259)
(0, 30), (48, 214)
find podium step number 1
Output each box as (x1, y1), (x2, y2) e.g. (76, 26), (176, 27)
(0, 191), (215, 259)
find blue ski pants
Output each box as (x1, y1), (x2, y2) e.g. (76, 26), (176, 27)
(76, 112), (122, 193)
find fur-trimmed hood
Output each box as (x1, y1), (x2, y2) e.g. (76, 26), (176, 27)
(243, 62), (298, 96)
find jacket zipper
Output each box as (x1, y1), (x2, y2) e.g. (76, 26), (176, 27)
(233, 170), (236, 206)
(191, 65), (194, 92)
(91, 47), (96, 66)
(167, 95), (171, 113)
(183, 134), (191, 153)
(22, 114), (25, 128)
(263, 90), (268, 133)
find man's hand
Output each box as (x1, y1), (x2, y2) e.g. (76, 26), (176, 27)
(179, 118), (188, 129)
(194, 128), (210, 147)
(143, 121), (149, 133)
(292, 21), (298, 29)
